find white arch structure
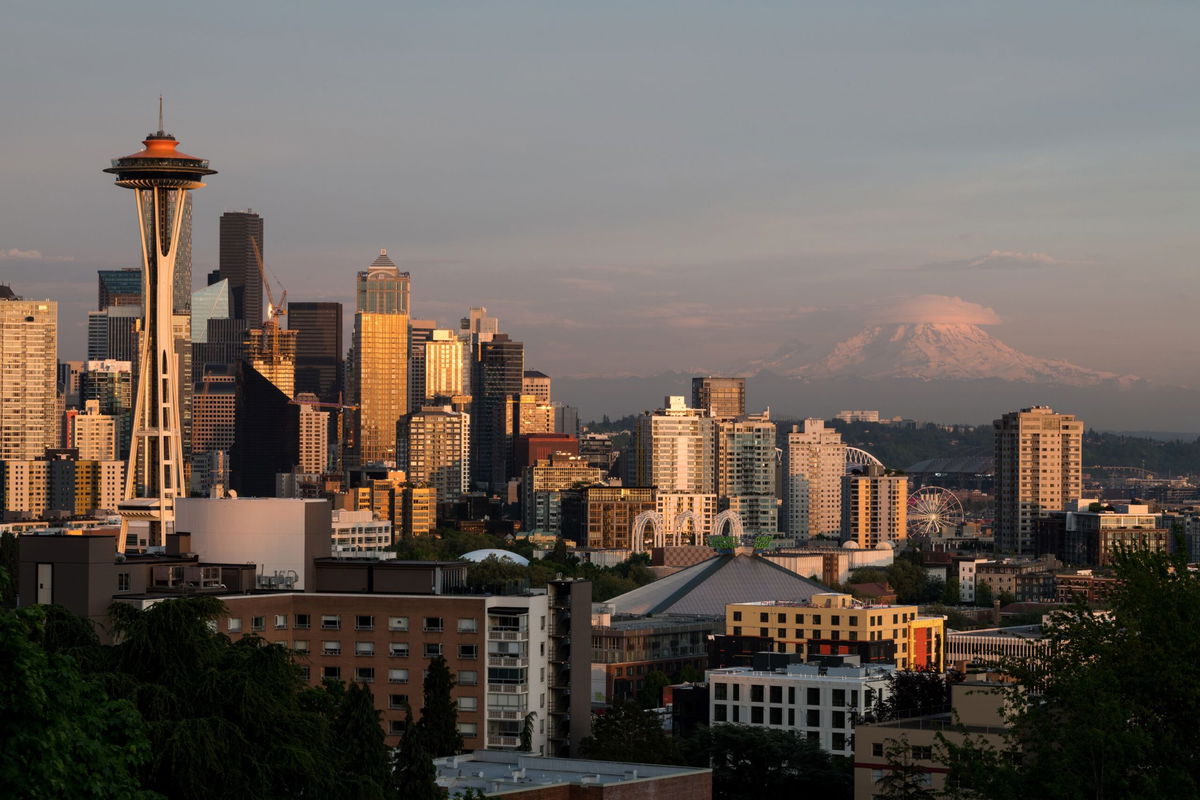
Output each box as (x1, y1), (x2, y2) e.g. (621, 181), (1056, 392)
(632, 509), (706, 548)
(845, 446), (884, 474)
(711, 509), (744, 540)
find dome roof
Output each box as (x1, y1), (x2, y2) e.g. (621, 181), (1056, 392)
(460, 548), (530, 566)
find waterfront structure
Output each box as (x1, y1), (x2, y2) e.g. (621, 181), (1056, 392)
(993, 406), (1083, 554)
(782, 419), (846, 541)
(0, 289), (57, 461)
(841, 464), (907, 548)
(691, 376), (745, 419)
(349, 250), (410, 466)
(288, 302), (344, 403)
(715, 412), (777, 535)
(104, 116), (214, 548)
(219, 210), (264, 324)
(397, 405), (471, 504)
(725, 593), (945, 671)
(708, 655), (894, 756)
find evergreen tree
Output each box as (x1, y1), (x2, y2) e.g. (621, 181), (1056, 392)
(392, 722), (442, 800)
(579, 702), (679, 764)
(637, 669), (672, 709)
(418, 655), (463, 757)
(679, 724), (851, 799)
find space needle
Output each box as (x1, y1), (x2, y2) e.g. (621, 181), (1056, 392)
(104, 103), (215, 551)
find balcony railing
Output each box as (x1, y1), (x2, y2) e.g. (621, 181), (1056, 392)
(488, 656), (529, 668)
(490, 683), (529, 694)
(486, 735), (520, 748)
(488, 630), (527, 641)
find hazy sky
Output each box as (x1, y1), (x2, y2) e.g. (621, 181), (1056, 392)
(3, 1), (1198, 382)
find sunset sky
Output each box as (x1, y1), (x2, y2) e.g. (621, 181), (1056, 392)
(3, 1), (1198, 381)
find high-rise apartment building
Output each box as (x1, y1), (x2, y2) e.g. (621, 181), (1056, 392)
(783, 419), (846, 540)
(635, 396), (716, 494)
(288, 302), (344, 404)
(692, 376), (745, 419)
(81, 360), (133, 460)
(0, 289), (57, 461)
(71, 400), (118, 461)
(522, 453), (605, 533)
(576, 486), (657, 549)
(522, 370), (551, 404)
(994, 406), (1083, 554)
(349, 251), (410, 467)
(715, 412), (777, 535)
(191, 367), (236, 494)
(841, 464), (907, 548)
(244, 326), (298, 398)
(397, 405), (471, 504)
(219, 210), (264, 325)
(295, 394), (330, 474)
(471, 334), (523, 491)
(407, 319), (437, 411)
(422, 329), (465, 403)
(58, 361), (84, 409)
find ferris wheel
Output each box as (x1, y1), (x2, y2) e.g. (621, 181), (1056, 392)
(907, 487), (964, 538)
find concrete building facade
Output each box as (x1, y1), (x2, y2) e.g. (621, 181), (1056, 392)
(783, 420), (846, 541)
(841, 465), (907, 548)
(994, 406), (1083, 554)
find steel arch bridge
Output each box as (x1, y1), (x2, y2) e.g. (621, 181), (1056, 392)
(845, 446), (884, 474)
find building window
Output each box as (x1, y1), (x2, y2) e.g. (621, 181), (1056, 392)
(389, 693), (409, 709)
(388, 669), (410, 683)
(714, 704), (727, 722)
(389, 616), (409, 631)
(389, 643), (409, 658)
(769, 685), (783, 704)
(750, 707), (764, 724)
(356, 642), (375, 656)
(275, 614), (288, 630)
(457, 618), (478, 633)
(227, 618), (242, 633)
(912, 746), (933, 761)
(458, 670), (478, 686)
(117, 572), (130, 592)
(732, 626), (742, 636)
(299, 665), (310, 681)
(323, 641), (341, 656)
(769, 707), (782, 725)
(759, 613), (768, 622)
(732, 611), (742, 621)
(356, 615), (374, 630)
(733, 684), (741, 702)
(355, 667), (374, 683)
(872, 742), (884, 757)
(832, 689), (846, 707)
(459, 644), (477, 660)
(787, 709), (795, 726)
(320, 615), (340, 630)
(750, 685), (764, 703)
(806, 709), (819, 727)
(457, 722), (477, 738)
(295, 614), (311, 629)
(832, 711), (846, 729)
(424, 617), (443, 632)
(293, 640), (309, 654)
(759, 627), (768, 637)
(323, 666), (341, 680)
(807, 687), (819, 705)
(389, 719), (405, 735)
(424, 643), (443, 658)
(459, 696), (478, 711)
(732, 706), (740, 723)
(714, 683), (728, 701)
(251, 616), (265, 632)
(832, 733), (846, 751)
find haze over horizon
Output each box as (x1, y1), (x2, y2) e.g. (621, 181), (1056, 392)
(3, 1), (1199, 384)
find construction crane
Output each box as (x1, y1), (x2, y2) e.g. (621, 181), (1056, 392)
(249, 236), (287, 327)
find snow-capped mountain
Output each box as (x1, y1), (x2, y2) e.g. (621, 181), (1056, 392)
(772, 322), (1134, 386)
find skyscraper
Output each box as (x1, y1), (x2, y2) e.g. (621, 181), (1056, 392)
(397, 404), (471, 503)
(842, 464), (907, 548)
(0, 288), (57, 461)
(348, 250), (410, 466)
(994, 406), (1083, 554)
(231, 361), (298, 497)
(104, 115), (215, 548)
(422, 329), (465, 403)
(288, 301), (343, 403)
(219, 210), (264, 325)
(295, 394), (330, 474)
(634, 396), (716, 494)
(471, 333), (523, 490)
(244, 326), (298, 397)
(87, 305), (141, 362)
(97, 268), (141, 310)
(715, 411), (777, 535)
(71, 400), (118, 461)
(692, 376), (746, 419)
(522, 370), (551, 404)
(782, 419), (846, 540)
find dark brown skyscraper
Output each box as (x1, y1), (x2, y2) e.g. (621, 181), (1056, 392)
(288, 301), (344, 403)
(470, 334), (524, 491)
(692, 376), (746, 418)
(219, 210), (264, 325)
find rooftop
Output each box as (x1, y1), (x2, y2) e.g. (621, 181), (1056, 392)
(435, 751), (709, 798)
(948, 624), (1043, 640)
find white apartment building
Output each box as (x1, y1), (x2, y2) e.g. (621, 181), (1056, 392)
(296, 395), (330, 474)
(71, 400), (118, 461)
(424, 329), (465, 401)
(656, 491), (718, 542)
(716, 412), (778, 536)
(708, 656), (895, 756)
(635, 396), (716, 494)
(783, 419), (846, 540)
(331, 508), (394, 553)
(0, 294), (57, 461)
(955, 558), (990, 603)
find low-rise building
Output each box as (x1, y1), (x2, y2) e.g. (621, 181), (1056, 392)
(1037, 501), (1169, 567)
(435, 751), (711, 800)
(708, 654), (894, 756)
(590, 611), (716, 705)
(330, 508), (393, 552)
(947, 624), (1050, 669)
(725, 593), (945, 671)
(975, 556), (1060, 601)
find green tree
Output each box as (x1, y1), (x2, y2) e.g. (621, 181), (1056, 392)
(519, 711), (537, 752)
(328, 681), (394, 799)
(848, 566), (888, 585)
(875, 740), (936, 800)
(947, 549), (1200, 798)
(676, 664), (703, 683)
(0, 603), (153, 799)
(886, 559), (927, 603)
(579, 702), (679, 764)
(679, 724), (851, 799)
(864, 671), (954, 723)
(465, 555), (530, 592)
(638, 669), (672, 709)
(0, 532), (18, 607)
(941, 577), (962, 606)
(973, 581), (994, 608)
(418, 655), (462, 757)
(392, 722), (442, 800)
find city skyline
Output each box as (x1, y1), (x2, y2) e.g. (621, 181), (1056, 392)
(3, 2), (1199, 385)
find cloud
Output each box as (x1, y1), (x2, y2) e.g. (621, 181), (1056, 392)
(966, 249), (1070, 268)
(0, 248), (74, 263)
(873, 294), (1001, 325)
